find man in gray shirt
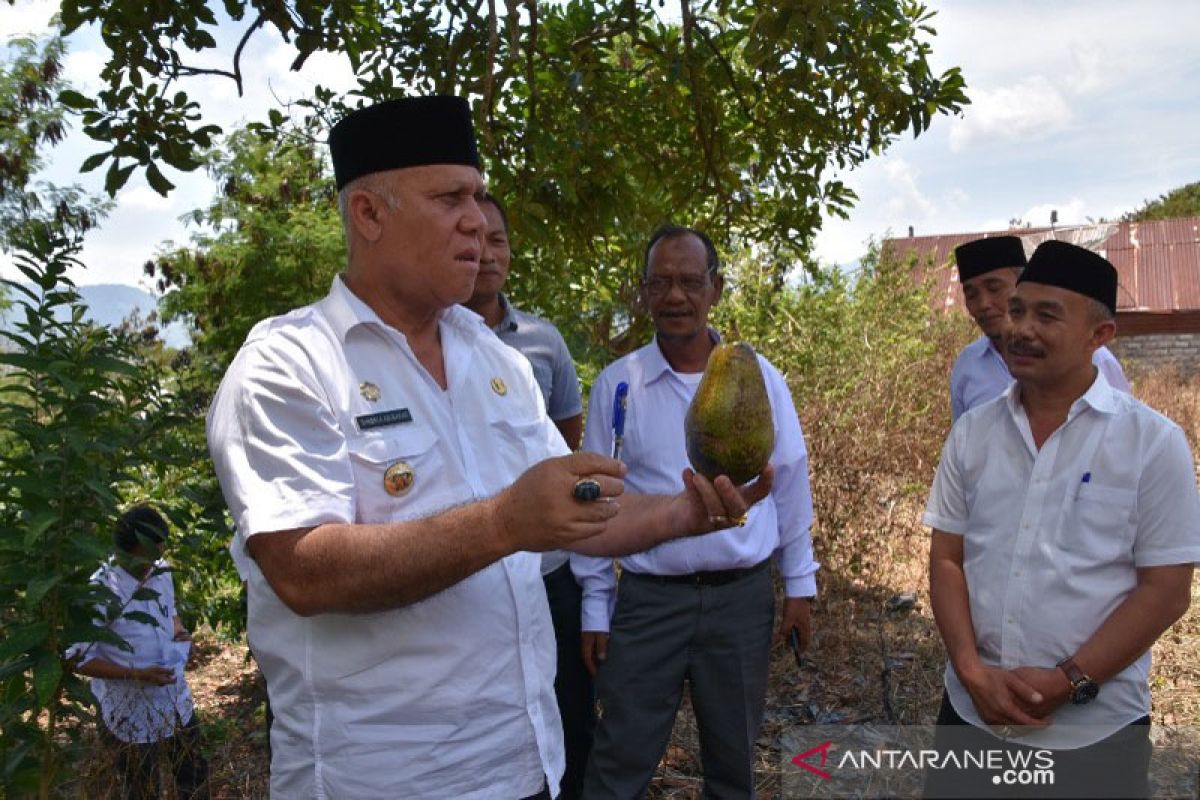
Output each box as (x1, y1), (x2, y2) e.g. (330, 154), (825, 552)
(464, 193), (591, 799)
(466, 193), (583, 448)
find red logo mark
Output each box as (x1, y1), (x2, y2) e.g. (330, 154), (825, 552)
(791, 740), (834, 780)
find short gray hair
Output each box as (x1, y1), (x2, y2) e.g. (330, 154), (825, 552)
(1086, 296), (1115, 325)
(337, 173), (401, 231)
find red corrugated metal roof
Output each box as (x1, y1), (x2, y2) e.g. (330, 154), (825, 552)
(886, 216), (1200, 314)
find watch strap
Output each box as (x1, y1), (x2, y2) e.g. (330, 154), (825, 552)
(1056, 656), (1086, 685)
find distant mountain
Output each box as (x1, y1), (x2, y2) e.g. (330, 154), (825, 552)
(1, 282), (190, 349)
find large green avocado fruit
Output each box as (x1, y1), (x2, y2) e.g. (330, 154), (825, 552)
(684, 342), (774, 485)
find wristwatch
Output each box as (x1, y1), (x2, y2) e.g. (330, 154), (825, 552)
(1056, 656), (1099, 705)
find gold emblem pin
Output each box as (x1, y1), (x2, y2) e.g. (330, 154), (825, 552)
(383, 461), (415, 497)
(360, 382), (381, 402)
(490, 377), (508, 396)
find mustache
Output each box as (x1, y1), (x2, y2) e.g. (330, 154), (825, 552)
(1007, 339), (1044, 358)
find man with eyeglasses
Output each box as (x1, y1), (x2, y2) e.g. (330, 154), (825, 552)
(572, 225), (819, 797)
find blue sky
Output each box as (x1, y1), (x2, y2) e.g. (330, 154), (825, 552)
(3, 0), (1199, 288)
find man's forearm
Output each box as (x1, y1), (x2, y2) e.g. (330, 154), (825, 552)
(567, 493), (677, 557)
(1068, 564), (1193, 684)
(75, 657), (141, 681)
(929, 536), (983, 681)
(248, 497), (515, 617)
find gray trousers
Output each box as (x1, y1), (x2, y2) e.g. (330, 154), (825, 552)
(582, 563), (774, 799)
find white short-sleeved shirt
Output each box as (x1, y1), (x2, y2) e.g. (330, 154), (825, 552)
(68, 560), (194, 744)
(950, 335), (1130, 422)
(924, 373), (1200, 748)
(207, 276), (570, 799)
(570, 336), (819, 632)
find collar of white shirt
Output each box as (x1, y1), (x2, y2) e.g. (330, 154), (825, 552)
(1002, 365), (1122, 424)
(639, 329), (722, 386)
(321, 274), (485, 344)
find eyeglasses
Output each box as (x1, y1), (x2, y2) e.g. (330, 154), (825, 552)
(642, 274), (712, 296)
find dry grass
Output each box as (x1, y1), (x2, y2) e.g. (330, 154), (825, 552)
(59, 368), (1200, 798)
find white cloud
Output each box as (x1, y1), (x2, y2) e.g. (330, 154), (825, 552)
(1063, 42), (1109, 96)
(1018, 199), (1088, 229)
(0, 0), (57, 40)
(117, 185), (179, 213)
(949, 76), (1072, 152)
(881, 159), (935, 218)
(61, 48), (106, 92)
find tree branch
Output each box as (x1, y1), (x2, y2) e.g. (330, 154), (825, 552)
(694, 16), (754, 118)
(523, 0), (539, 171)
(172, 65), (240, 82)
(233, 14), (266, 93)
(679, 0), (728, 211)
(481, 0), (499, 151)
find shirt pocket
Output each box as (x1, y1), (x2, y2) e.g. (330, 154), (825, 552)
(485, 417), (545, 493)
(346, 425), (455, 523)
(1059, 483), (1137, 565)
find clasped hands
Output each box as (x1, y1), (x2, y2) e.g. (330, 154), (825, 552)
(962, 663), (1074, 732)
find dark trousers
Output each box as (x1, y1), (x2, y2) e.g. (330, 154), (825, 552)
(544, 562), (596, 800)
(103, 713), (210, 800)
(582, 562), (774, 799)
(923, 691), (1151, 799)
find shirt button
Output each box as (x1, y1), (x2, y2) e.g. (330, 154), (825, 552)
(1022, 523), (1030, 530)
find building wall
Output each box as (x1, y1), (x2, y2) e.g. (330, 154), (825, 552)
(1110, 333), (1200, 377)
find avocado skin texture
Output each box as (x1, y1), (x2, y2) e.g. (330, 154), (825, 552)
(684, 342), (775, 485)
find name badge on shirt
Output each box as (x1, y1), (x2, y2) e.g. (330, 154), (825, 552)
(355, 408), (413, 431)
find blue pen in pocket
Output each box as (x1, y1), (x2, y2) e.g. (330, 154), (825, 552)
(1076, 471), (1091, 501)
(611, 382), (629, 462)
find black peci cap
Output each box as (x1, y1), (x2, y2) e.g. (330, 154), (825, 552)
(954, 236), (1027, 282)
(329, 96), (481, 190)
(1018, 240), (1118, 314)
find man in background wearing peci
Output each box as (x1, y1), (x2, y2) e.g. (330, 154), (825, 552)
(464, 192), (594, 799)
(949, 234), (1129, 423)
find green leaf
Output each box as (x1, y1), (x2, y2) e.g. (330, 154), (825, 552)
(24, 574), (62, 607)
(20, 509), (58, 544)
(104, 161), (137, 196)
(131, 587), (162, 602)
(0, 623), (50, 661)
(0, 657), (35, 688)
(145, 162), (176, 196)
(79, 151), (110, 173)
(122, 610), (160, 627)
(33, 655), (63, 707)
(57, 89), (94, 110)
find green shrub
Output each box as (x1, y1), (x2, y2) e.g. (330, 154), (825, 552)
(0, 226), (187, 796)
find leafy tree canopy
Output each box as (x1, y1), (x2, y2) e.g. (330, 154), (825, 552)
(0, 34), (110, 252)
(1123, 180), (1200, 222)
(107, 0), (966, 361)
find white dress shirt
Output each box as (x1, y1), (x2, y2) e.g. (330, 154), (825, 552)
(924, 373), (1200, 748)
(571, 337), (819, 632)
(69, 560), (195, 744)
(950, 335), (1130, 422)
(208, 276), (569, 799)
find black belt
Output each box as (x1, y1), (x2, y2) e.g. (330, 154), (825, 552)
(623, 558), (770, 587)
